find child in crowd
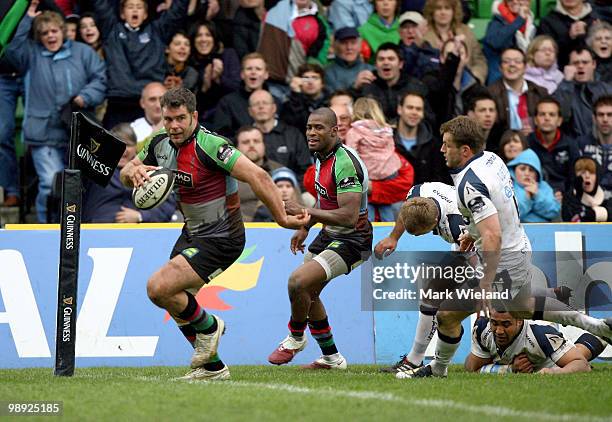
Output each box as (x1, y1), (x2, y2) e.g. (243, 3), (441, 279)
(507, 148), (560, 222)
(253, 168), (302, 222)
(562, 157), (612, 222)
(498, 129), (527, 162)
(164, 30), (198, 92)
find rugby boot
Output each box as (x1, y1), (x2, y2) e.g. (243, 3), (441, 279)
(302, 353), (347, 370)
(191, 315), (225, 368)
(268, 334), (307, 365)
(396, 364), (446, 379)
(380, 354), (423, 373)
(180, 365), (230, 381)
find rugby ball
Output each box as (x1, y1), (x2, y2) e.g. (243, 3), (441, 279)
(132, 168), (175, 210)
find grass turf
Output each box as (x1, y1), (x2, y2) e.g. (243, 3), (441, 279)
(0, 365), (611, 421)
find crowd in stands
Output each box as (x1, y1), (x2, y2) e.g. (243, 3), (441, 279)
(0, 0), (611, 224)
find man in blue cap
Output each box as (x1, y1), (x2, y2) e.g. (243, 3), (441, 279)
(325, 27), (374, 93)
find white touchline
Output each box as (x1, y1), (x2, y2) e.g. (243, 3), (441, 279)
(209, 381), (611, 422)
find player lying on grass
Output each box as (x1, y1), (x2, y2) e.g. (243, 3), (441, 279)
(268, 108), (372, 370)
(465, 308), (608, 374)
(121, 88), (308, 381)
(398, 116), (612, 379)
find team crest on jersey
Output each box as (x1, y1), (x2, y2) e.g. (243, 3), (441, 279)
(174, 170), (193, 187)
(217, 144), (235, 164)
(314, 181), (329, 199)
(338, 176), (357, 189)
(468, 196), (486, 213)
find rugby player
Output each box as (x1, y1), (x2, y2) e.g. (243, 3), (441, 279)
(120, 88), (308, 380)
(398, 116), (612, 379)
(375, 182), (469, 373)
(465, 309), (607, 374)
(268, 108), (372, 369)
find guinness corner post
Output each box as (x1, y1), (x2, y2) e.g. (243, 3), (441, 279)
(55, 112), (125, 376)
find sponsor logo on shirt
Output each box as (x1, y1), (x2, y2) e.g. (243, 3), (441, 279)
(174, 170), (193, 187)
(314, 181), (329, 199)
(217, 144), (235, 164)
(468, 196), (486, 213)
(338, 176), (357, 189)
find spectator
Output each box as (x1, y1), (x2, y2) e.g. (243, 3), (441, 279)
(466, 92), (505, 153)
(189, 20), (241, 122)
(394, 90), (449, 184)
(577, 95), (612, 198)
(361, 42), (428, 122)
(537, 0), (595, 69)
(424, 37), (482, 128)
(232, 0), (265, 60)
(483, 0), (536, 85)
(248, 89), (311, 184)
(78, 13), (104, 58)
(555, 47), (612, 138)
(507, 148), (560, 222)
(253, 167), (303, 221)
(488, 47), (548, 135)
(93, 0), (188, 129)
(258, 0), (331, 101)
(328, 0), (373, 31)
(358, 0), (401, 63)
(6, 8), (106, 222)
(130, 82), (167, 142)
(329, 89), (355, 109)
(422, 0), (488, 84)
(330, 102), (353, 142)
(398, 11), (440, 80)
(325, 27), (375, 93)
(562, 156), (612, 222)
(528, 97), (579, 196)
(587, 21), (611, 83)
(0, 58), (22, 207)
(498, 129), (527, 162)
(212, 52), (270, 138)
(234, 126), (284, 221)
(524, 35), (564, 95)
(164, 30), (198, 92)
(65, 14), (79, 41)
(281, 63), (330, 132)
(82, 123), (176, 223)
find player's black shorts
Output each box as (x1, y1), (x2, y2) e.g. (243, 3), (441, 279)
(308, 224), (373, 274)
(170, 228), (246, 283)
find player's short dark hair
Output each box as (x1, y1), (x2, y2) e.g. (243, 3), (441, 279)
(398, 90), (425, 106)
(160, 88), (196, 113)
(310, 107), (338, 127)
(235, 126), (263, 144)
(467, 92), (496, 112)
(536, 97), (561, 116)
(594, 95), (612, 113)
(375, 42), (403, 61)
(440, 116), (486, 152)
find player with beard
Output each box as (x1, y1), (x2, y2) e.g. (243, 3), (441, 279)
(268, 107), (372, 369)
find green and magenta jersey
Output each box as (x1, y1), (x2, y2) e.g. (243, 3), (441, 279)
(137, 126), (243, 238)
(314, 143), (369, 235)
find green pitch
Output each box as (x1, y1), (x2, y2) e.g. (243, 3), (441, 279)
(1, 365), (611, 421)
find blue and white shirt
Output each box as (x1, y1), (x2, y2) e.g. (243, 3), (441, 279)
(407, 182), (467, 245)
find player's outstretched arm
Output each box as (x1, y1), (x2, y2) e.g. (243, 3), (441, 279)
(231, 155), (309, 229)
(464, 353), (493, 372)
(538, 347), (591, 375)
(120, 157), (157, 189)
(374, 215), (405, 259)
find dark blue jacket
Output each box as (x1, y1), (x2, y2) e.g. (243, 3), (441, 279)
(528, 130), (580, 194)
(401, 42), (440, 80)
(483, 14), (526, 85)
(93, 0), (188, 98)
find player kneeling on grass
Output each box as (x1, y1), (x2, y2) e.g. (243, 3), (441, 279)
(465, 308), (607, 374)
(120, 88), (308, 381)
(268, 108), (372, 370)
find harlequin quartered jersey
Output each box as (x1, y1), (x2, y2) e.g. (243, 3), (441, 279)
(407, 182), (467, 245)
(449, 151), (530, 253)
(471, 317), (575, 371)
(137, 126), (243, 237)
(314, 143), (369, 235)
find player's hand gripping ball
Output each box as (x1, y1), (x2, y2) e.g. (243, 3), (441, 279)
(132, 168), (175, 210)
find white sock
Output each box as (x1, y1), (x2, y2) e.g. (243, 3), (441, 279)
(540, 297), (611, 338)
(406, 311), (437, 365)
(430, 328), (463, 376)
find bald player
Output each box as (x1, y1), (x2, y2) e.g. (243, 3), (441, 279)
(268, 108), (372, 370)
